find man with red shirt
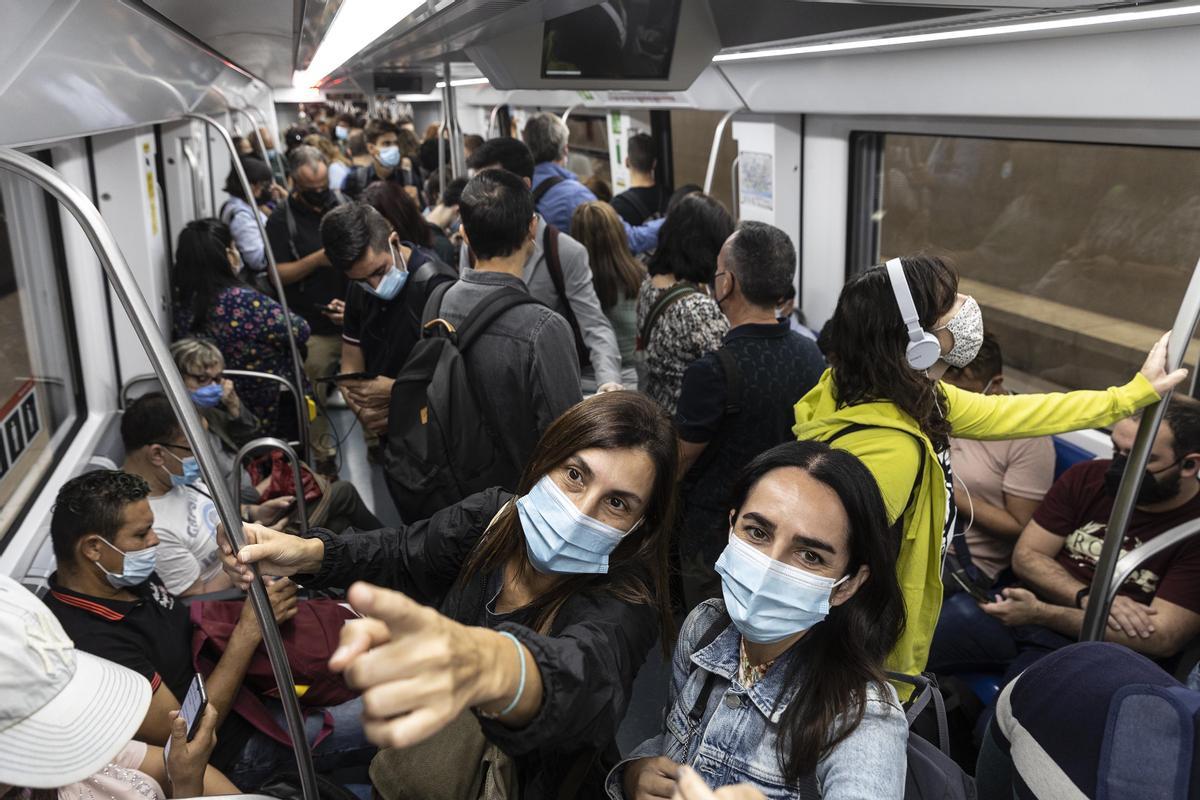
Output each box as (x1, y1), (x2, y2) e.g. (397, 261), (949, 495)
(929, 396), (1200, 684)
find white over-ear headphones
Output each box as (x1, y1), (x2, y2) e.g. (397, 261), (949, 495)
(886, 258), (941, 371)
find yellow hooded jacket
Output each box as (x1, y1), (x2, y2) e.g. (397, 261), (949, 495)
(793, 369), (1159, 679)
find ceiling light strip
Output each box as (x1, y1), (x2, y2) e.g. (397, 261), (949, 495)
(712, 2), (1200, 62)
(293, 0), (426, 88)
(434, 77), (491, 88)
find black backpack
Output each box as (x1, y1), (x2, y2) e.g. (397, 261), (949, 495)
(383, 282), (539, 521)
(687, 612), (976, 800)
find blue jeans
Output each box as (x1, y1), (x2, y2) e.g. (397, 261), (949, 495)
(226, 695), (375, 792)
(928, 591), (1074, 686)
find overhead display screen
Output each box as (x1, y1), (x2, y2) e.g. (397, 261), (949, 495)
(541, 0), (683, 81)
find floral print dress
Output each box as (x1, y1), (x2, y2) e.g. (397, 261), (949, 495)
(636, 278), (729, 415)
(173, 286), (311, 425)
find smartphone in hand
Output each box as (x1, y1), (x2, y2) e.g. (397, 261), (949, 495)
(164, 674), (207, 762)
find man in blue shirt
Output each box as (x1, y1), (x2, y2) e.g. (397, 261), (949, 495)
(522, 112), (663, 254)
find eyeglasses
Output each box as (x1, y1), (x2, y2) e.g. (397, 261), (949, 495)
(184, 371), (224, 386)
(153, 442), (194, 455)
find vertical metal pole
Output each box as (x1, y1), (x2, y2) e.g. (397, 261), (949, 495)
(1081, 257), (1200, 641)
(185, 113), (312, 465)
(442, 58), (466, 180)
(0, 147), (320, 800)
(703, 110), (737, 196)
(232, 107), (271, 167)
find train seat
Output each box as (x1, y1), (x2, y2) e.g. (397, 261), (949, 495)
(1051, 435), (1096, 479)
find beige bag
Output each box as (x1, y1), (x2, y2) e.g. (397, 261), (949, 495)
(369, 710), (519, 800)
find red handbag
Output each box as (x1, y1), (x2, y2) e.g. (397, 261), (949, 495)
(249, 450), (323, 504)
(189, 598), (359, 747)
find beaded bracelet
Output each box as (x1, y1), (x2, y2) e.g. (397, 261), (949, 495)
(478, 631), (526, 719)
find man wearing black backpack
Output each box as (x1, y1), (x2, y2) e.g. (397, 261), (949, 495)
(383, 169), (582, 519)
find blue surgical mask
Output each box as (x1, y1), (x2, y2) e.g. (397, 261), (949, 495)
(715, 531), (849, 644)
(335, 125), (349, 141)
(94, 537), (158, 588)
(189, 383), (224, 408)
(516, 475), (642, 574)
(378, 146), (401, 169)
(362, 242), (408, 301)
(163, 449), (202, 488)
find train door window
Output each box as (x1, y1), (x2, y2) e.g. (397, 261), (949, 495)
(0, 154), (84, 545)
(853, 132), (1200, 392)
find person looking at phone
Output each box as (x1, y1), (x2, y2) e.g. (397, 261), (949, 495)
(928, 395), (1200, 687)
(218, 391), (677, 798)
(42, 470), (375, 790)
(320, 201), (457, 437)
(0, 575), (238, 799)
(119, 393), (381, 596)
(610, 441), (907, 800)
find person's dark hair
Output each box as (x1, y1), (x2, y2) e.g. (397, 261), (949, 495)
(728, 441), (904, 781)
(1132, 395), (1200, 460)
(321, 202), (395, 272)
(459, 169), (534, 261)
(361, 181), (432, 247)
(364, 118), (400, 145)
(50, 470), (151, 564)
(419, 137), (452, 174)
(398, 128), (421, 158)
(826, 255), (959, 450)
(463, 134), (485, 156)
(223, 156), (273, 199)
(457, 391), (678, 647)
(120, 393), (182, 453)
(647, 193), (734, 283)
(572, 201), (645, 309)
(335, 112), (356, 128)
(727, 222), (796, 307)
(173, 218), (241, 330)
(666, 183), (703, 216)
(627, 133), (656, 174)
(284, 125), (310, 152)
(944, 331), (1002, 386)
(441, 176), (468, 208)
(347, 130), (368, 157)
(584, 176), (612, 203)
(467, 138), (536, 181)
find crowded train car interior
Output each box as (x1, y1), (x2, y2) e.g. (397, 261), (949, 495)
(5, 0), (1200, 797)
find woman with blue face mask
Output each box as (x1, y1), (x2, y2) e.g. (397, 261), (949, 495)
(614, 440), (908, 800)
(217, 391), (678, 799)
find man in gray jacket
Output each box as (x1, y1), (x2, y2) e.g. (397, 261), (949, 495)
(465, 138), (624, 392)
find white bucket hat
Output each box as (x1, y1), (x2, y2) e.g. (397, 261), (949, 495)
(0, 575), (151, 788)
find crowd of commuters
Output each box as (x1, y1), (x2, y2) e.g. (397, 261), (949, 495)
(9, 102), (1199, 800)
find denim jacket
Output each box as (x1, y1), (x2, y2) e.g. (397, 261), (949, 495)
(607, 600), (908, 799)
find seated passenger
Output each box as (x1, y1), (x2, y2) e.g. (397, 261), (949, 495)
(423, 174), (466, 265)
(219, 391), (677, 797)
(675, 223), (826, 608)
(42, 470), (374, 790)
(171, 218), (311, 431)
(793, 254), (1185, 678)
(120, 393), (381, 596)
(610, 441), (907, 800)
(941, 333), (1055, 587)
(320, 201), (456, 437)
(570, 201), (647, 386)
(218, 156), (274, 275)
(0, 574), (236, 798)
(929, 396), (1200, 684)
(171, 337), (263, 451)
(637, 193), (734, 414)
(468, 137), (625, 392)
(522, 113), (665, 254)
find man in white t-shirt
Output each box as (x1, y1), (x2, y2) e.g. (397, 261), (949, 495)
(942, 333), (1056, 585)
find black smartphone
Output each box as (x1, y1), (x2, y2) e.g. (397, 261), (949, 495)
(949, 567), (997, 604)
(164, 674), (207, 763)
(315, 371), (374, 384)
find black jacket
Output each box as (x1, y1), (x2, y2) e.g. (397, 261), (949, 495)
(297, 488), (659, 797)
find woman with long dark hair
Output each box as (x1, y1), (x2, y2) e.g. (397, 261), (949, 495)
(573, 201), (646, 384)
(794, 253), (1185, 680)
(219, 391), (678, 799)
(637, 192), (734, 413)
(615, 440), (907, 799)
(361, 179), (434, 248)
(170, 218), (310, 426)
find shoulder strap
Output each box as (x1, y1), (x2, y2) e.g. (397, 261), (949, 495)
(455, 288), (541, 353)
(826, 423), (925, 526)
(715, 348), (742, 416)
(888, 671), (952, 756)
(638, 283), (698, 350)
(531, 174), (566, 206)
(541, 225), (588, 363)
(686, 610), (731, 725)
(420, 279), (456, 328)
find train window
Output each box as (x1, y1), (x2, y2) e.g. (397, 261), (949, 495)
(853, 132), (1200, 392)
(0, 156), (84, 545)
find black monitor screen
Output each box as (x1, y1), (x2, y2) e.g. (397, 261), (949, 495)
(541, 0), (683, 80)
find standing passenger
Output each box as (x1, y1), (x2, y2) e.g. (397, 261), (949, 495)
(219, 392), (679, 798)
(341, 119), (419, 201)
(611, 441), (907, 800)
(636, 193), (734, 414)
(611, 133), (664, 226)
(675, 223), (826, 607)
(793, 254), (1186, 678)
(219, 156), (274, 275)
